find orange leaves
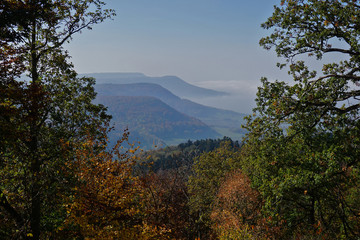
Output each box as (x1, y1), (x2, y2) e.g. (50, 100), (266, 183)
(61, 130), (145, 239)
(211, 170), (261, 226)
(211, 171), (262, 238)
(211, 170), (285, 239)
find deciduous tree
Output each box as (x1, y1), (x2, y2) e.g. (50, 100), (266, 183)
(140, 168), (194, 240)
(61, 129), (150, 239)
(188, 142), (241, 239)
(0, 1), (114, 239)
(243, 0), (360, 238)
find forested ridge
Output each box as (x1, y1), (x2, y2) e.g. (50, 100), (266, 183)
(1, 0), (360, 239)
(94, 95), (221, 149)
(94, 82), (246, 148)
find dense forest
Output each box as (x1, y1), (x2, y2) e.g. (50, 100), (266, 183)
(1, 0), (360, 239)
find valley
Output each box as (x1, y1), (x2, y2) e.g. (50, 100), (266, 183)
(90, 73), (248, 148)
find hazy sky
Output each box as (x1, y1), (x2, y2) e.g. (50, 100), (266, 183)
(66, 0), (289, 113)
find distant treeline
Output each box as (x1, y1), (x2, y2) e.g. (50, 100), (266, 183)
(141, 137), (241, 172)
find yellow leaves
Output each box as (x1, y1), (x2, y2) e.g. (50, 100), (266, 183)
(62, 130), (147, 238)
(323, 20), (330, 26)
(26, 233), (33, 237)
(0, 100), (15, 108)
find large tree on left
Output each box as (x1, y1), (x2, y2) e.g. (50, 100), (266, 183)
(0, 1), (114, 239)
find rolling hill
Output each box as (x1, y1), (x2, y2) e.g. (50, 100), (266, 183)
(94, 95), (221, 148)
(95, 83), (248, 138)
(81, 72), (227, 98)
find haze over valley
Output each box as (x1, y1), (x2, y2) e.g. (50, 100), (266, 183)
(86, 72), (248, 149)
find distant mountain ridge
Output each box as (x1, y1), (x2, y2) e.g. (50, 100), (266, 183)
(90, 72), (247, 149)
(95, 83), (247, 130)
(81, 72), (228, 98)
(94, 95), (220, 148)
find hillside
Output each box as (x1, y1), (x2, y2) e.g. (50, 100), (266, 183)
(95, 83), (248, 139)
(141, 137), (241, 172)
(94, 96), (220, 148)
(82, 72), (227, 98)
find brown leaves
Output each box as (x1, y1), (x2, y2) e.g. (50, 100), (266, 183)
(211, 171), (261, 229)
(60, 130), (145, 239)
(211, 170), (283, 239)
(140, 169), (192, 239)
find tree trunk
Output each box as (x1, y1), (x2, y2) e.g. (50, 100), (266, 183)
(29, 12), (41, 239)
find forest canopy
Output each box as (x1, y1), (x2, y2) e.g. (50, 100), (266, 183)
(0, 0), (116, 239)
(242, 0), (360, 238)
(1, 0), (360, 239)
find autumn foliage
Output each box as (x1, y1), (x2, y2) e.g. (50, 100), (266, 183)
(2, 0), (360, 239)
(57, 129), (160, 239)
(140, 169), (194, 239)
(211, 171), (283, 240)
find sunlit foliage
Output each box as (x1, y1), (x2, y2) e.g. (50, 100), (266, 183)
(242, 0), (360, 238)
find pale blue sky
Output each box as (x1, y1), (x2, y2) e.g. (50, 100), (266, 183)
(66, 0), (288, 113)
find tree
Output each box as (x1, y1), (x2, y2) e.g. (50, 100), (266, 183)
(60, 129), (155, 239)
(188, 142), (242, 239)
(0, 1), (114, 239)
(243, 0), (360, 238)
(140, 168), (194, 240)
(210, 171), (281, 240)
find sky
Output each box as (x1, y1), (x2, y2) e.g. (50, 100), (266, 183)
(66, 0), (290, 113)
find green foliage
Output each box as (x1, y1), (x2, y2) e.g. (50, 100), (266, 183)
(133, 138), (240, 239)
(0, 1), (114, 239)
(242, 0), (360, 238)
(188, 142), (242, 239)
(142, 137), (240, 172)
